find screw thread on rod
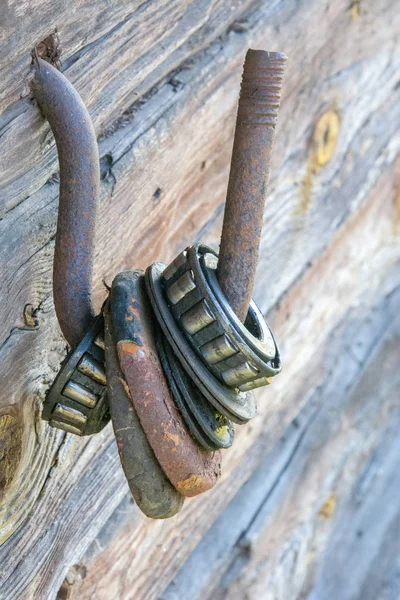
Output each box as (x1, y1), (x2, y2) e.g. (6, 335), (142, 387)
(217, 50), (287, 323)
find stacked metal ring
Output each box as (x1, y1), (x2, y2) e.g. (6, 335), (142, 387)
(42, 315), (109, 436)
(42, 245), (281, 518)
(145, 243), (281, 448)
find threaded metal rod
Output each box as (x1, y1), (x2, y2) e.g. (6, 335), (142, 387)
(217, 50), (287, 322)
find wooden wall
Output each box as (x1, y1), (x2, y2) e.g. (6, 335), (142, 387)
(0, 0), (399, 598)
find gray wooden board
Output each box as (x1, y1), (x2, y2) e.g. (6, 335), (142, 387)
(161, 290), (400, 600)
(0, 0), (399, 597)
(212, 316), (400, 600)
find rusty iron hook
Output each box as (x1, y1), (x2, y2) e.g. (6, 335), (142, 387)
(32, 56), (99, 349)
(31, 47), (285, 515)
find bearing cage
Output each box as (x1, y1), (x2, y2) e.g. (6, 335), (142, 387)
(42, 315), (109, 436)
(162, 244), (281, 393)
(146, 262), (256, 424)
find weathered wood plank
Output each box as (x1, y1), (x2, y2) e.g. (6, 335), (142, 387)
(0, 0), (399, 597)
(0, 0), (255, 212)
(210, 317), (400, 600)
(63, 162), (400, 600)
(2, 0), (399, 347)
(162, 297), (400, 600)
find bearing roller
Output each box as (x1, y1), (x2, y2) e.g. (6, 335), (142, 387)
(36, 49), (286, 522)
(43, 315), (109, 436)
(145, 243), (281, 435)
(161, 244), (281, 392)
(156, 331), (235, 451)
(146, 262), (257, 424)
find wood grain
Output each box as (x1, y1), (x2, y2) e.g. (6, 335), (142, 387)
(0, 0), (399, 597)
(222, 325), (400, 600)
(55, 155), (400, 600)
(0, 0), (255, 213)
(163, 305), (400, 600)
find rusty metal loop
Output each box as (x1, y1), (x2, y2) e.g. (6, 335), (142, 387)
(32, 57), (99, 349)
(109, 270), (222, 497)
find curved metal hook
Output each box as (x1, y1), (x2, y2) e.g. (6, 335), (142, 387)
(32, 57), (99, 349)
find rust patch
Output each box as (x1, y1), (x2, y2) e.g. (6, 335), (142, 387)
(350, 0), (361, 20)
(218, 50), (287, 322)
(105, 302), (184, 518)
(127, 302), (140, 319)
(118, 341), (142, 356)
(300, 109), (340, 212)
(164, 432), (180, 446)
(32, 57), (99, 349)
(176, 474), (207, 494)
(111, 271), (221, 497)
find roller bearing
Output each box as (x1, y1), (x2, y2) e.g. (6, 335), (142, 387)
(161, 244), (281, 392)
(43, 315), (109, 436)
(145, 262), (257, 424)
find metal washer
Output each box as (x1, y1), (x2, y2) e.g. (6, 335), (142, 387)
(156, 330), (235, 450)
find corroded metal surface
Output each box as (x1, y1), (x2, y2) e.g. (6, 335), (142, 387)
(33, 48), (284, 515)
(156, 331), (235, 450)
(32, 57), (99, 349)
(104, 303), (184, 519)
(160, 245), (281, 392)
(218, 50), (287, 322)
(110, 271), (222, 498)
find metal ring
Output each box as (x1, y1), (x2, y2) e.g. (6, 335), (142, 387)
(156, 330), (235, 450)
(161, 244), (281, 392)
(190, 245), (281, 388)
(145, 262), (257, 423)
(109, 270), (222, 497)
(104, 302), (184, 519)
(197, 247), (281, 365)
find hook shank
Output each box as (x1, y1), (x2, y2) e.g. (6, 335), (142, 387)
(217, 50), (287, 322)
(32, 58), (99, 349)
